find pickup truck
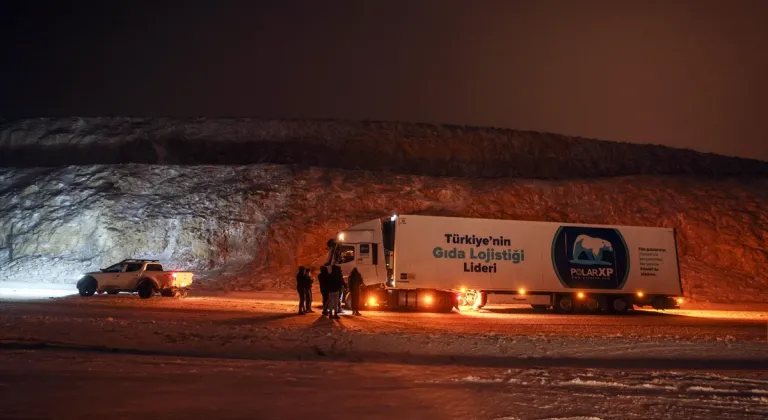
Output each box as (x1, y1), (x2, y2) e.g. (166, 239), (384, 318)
(76, 259), (194, 299)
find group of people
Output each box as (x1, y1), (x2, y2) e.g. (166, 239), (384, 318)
(295, 265), (364, 319)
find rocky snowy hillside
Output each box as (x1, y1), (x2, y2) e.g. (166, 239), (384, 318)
(0, 118), (766, 303)
(3, 117), (768, 178)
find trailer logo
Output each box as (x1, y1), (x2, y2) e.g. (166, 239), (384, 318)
(551, 226), (629, 289)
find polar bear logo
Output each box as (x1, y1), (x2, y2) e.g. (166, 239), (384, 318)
(571, 234), (613, 266)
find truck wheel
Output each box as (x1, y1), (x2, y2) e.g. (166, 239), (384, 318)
(586, 296), (601, 313)
(78, 277), (97, 297)
(137, 281), (155, 299)
(554, 295), (574, 314)
(436, 292), (454, 313)
(609, 296), (630, 314)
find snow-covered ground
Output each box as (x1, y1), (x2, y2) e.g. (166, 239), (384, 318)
(1, 292), (766, 365)
(1, 291), (766, 418)
(0, 349), (766, 420)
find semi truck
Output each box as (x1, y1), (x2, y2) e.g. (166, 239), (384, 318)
(325, 214), (684, 314)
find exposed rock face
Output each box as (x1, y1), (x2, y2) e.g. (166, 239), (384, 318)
(1, 118), (766, 303)
(1, 164), (766, 303)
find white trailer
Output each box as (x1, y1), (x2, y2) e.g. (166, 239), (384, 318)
(324, 214), (684, 314)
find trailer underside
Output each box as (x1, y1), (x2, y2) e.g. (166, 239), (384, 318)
(349, 284), (681, 314)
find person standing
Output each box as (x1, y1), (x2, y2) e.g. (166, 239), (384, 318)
(347, 267), (364, 316)
(304, 267), (315, 313)
(295, 266), (306, 315)
(337, 269), (347, 314)
(318, 266), (330, 315)
(327, 265), (343, 319)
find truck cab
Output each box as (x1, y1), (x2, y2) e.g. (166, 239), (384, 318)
(325, 215), (458, 312)
(325, 216), (394, 286)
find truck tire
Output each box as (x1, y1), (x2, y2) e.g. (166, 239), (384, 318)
(137, 281), (155, 299)
(78, 277), (97, 297)
(435, 292), (454, 313)
(609, 296), (630, 314)
(586, 296), (601, 313)
(554, 295), (574, 314)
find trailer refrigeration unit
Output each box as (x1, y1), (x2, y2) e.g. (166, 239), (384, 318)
(324, 214), (684, 314)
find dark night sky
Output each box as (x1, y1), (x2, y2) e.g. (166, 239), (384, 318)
(2, 0), (767, 161)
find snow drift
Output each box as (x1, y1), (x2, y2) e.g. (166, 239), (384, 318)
(0, 118), (766, 303)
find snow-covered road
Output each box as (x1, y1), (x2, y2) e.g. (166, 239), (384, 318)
(0, 349), (766, 420)
(1, 292), (766, 367)
(1, 292), (767, 418)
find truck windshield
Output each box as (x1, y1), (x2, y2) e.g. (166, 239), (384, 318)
(325, 243), (357, 265)
(102, 264), (122, 273)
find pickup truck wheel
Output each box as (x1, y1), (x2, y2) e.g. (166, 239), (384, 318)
(137, 281), (155, 299)
(78, 277), (97, 297)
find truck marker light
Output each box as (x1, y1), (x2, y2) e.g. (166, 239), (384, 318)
(424, 295), (433, 304)
(460, 286), (467, 293)
(636, 291), (644, 298)
(676, 297), (684, 304)
(576, 292), (585, 299)
(338, 233), (345, 241)
(368, 296), (377, 305)
(518, 288), (526, 295)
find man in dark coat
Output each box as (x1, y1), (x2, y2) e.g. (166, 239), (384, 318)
(347, 267), (364, 316)
(318, 266), (330, 315)
(303, 267), (315, 313)
(327, 265), (344, 319)
(295, 266), (306, 315)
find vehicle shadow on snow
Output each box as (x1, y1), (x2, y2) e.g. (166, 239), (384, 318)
(212, 313), (297, 326)
(2, 341), (766, 371)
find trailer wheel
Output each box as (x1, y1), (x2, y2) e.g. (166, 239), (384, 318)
(586, 296), (601, 313)
(609, 296), (630, 314)
(436, 292), (454, 313)
(555, 295), (574, 314)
